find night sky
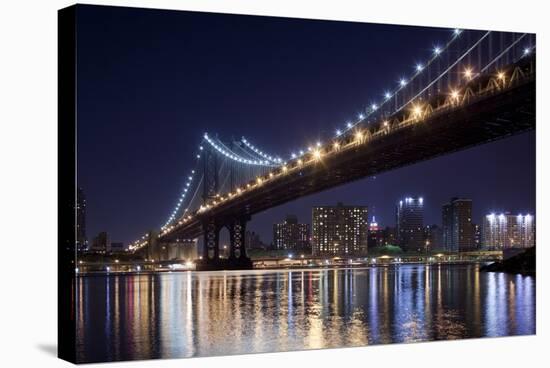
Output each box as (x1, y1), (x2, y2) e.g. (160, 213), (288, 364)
(76, 5), (535, 245)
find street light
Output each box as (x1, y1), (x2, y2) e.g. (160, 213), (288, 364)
(412, 105), (423, 118)
(450, 90), (460, 101)
(313, 149), (322, 160)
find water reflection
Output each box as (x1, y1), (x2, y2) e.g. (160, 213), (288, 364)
(76, 264), (535, 363)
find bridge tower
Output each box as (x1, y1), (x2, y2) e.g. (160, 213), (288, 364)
(225, 140), (253, 268)
(196, 139), (253, 270)
(201, 145), (220, 261)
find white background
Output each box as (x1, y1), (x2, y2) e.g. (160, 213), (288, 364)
(0, 0), (546, 367)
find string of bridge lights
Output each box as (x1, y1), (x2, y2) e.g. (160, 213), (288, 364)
(162, 132), (283, 229)
(241, 137), (283, 164)
(288, 28), (464, 160)
(161, 148), (203, 228)
(203, 132), (278, 166)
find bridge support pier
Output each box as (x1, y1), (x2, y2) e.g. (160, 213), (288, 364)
(196, 216), (252, 271)
(228, 217), (246, 259)
(227, 216), (252, 269)
(202, 218), (220, 261)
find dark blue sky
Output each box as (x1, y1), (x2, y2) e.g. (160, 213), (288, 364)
(76, 5), (535, 245)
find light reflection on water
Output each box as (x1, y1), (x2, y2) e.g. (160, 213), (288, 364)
(76, 264), (535, 363)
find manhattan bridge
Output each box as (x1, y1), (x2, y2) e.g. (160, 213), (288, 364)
(128, 29), (535, 270)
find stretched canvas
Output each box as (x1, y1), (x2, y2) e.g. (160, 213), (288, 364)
(58, 4), (536, 364)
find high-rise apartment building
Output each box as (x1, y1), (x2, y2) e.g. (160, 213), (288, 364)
(424, 224), (443, 251)
(442, 198), (474, 252)
(273, 215), (310, 252)
(396, 197), (424, 252)
(312, 203), (368, 256)
(76, 187), (87, 251)
(483, 213), (535, 249)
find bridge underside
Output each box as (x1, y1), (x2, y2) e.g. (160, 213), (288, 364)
(161, 76), (535, 251)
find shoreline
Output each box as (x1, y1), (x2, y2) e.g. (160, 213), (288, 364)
(76, 260), (501, 277)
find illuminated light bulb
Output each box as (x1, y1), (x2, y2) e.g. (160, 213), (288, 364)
(282, 165), (288, 172)
(237, 188), (242, 194)
(313, 149), (322, 160)
(384, 91), (391, 99)
(335, 129), (341, 136)
(358, 114), (365, 120)
(269, 172), (274, 178)
(196, 154), (200, 158)
(433, 46), (441, 55)
(291, 153), (297, 159)
(450, 90), (460, 100)
(399, 78), (407, 87)
(497, 72), (505, 80)
(299, 150), (304, 155)
(297, 159), (303, 165)
(316, 141), (321, 147)
(333, 142), (340, 149)
(346, 122), (352, 128)
(371, 103), (378, 111)
(355, 131), (363, 141)
(523, 47), (531, 55)
(464, 68), (473, 80)
(383, 120), (389, 127)
(257, 177), (262, 184)
(199, 146), (203, 150)
(412, 105), (423, 117)
(416, 63), (424, 72)
(454, 28), (462, 35)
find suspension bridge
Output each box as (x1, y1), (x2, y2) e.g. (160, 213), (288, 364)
(128, 29), (535, 270)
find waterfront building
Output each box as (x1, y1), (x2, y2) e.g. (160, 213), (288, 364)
(442, 198), (474, 252)
(424, 224), (443, 251)
(473, 223), (482, 249)
(156, 239), (198, 261)
(312, 203), (368, 256)
(483, 213), (535, 249)
(76, 187), (87, 252)
(246, 230), (267, 250)
(382, 226), (397, 246)
(91, 231), (110, 253)
(396, 197), (424, 252)
(273, 215), (310, 252)
(110, 242), (125, 253)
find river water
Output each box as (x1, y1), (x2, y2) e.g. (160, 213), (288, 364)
(75, 264), (535, 363)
